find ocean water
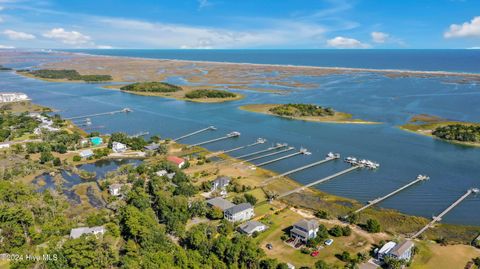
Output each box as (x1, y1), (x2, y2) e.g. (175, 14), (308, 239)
(1, 50), (480, 226)
(66, 49), (480, 73)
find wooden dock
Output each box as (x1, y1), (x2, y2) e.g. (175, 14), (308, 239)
(187, 131), (240, 148)
(233, 143), (288, 159)
(255, 148), (310, 167)
(206, 138), (266, 158)
(410, 188), (479, 239)
(277, 166), (361, 198)
(261, 156), (340, 186)
(241, 147), (295, 163)
(65, 108), (132, 120)
(173, 126), (216, 142)
(353, 175), (429, 214)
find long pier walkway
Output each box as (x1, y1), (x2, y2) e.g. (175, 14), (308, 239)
(255, 148), (310, 167)
(173, 126), (216, 142)
(188, 132), (240, 148)
(277, 166), (361, 198)
(65, 108), (132, 120)
(206, 138), (267, 158)
(234, 143), (288, 159)
(411, 188), (479, 239)
(241, 147), (295, 163)
(261, 156), (340, 186)
(354, 175), (429, 214)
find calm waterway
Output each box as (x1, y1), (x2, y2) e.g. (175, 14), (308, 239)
(1, 52), (479, 226)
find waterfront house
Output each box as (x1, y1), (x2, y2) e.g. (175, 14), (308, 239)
(224, 203), (254, 222)
(290, 219), (319, 242)
(0, 92), (29, 103)
(387, 240), (415, 262)
(112, 142), (127, 153)
(167, 156), (185, 168)
(109, 184), (123, 196)
(377, 241), (397, 260)
(211, 176), (230, 196)
(206, 197), (235, 211)
(70, 226), (105, 239)
(79, 149), (94, 159)
(144, 143), (159, 151)
(80, 139), (90, 147)
(237, 220), (268, 236)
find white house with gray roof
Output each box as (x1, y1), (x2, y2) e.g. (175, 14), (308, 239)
(290, 219), (319, 242)
(387, 240), (415, 262)
(70, 226), (105, 239)
(224, 203), (254, 222)
(238, 220), (268, 235)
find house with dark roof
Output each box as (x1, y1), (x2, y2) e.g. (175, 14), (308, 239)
(290, 219), (319, 242)
(387, 240), (415, 262)
(206, 197), (235, 211)
(211, 176), (231, 196)
(224, 203), (254, 222)
(238, 220), (268, 235)
(144, 143), (160, 151)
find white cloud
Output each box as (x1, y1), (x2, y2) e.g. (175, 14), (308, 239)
(197, 0), (211, 10)
(326, 36), (369, 48)
(0, 6), (4, 11)
(444, 16), (480, 38)
(3, 29), (35, 40)
(371, 31), (389, 43)
(97, 17), (327, 49)
(43, 28), (91, 45)
(0, 44), (15, 49)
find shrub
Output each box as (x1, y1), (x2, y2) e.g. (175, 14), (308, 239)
(73, 155), (81, 162)
(365, 219), (381, 233)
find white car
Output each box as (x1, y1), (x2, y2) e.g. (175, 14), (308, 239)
(325, 239), (334, 246)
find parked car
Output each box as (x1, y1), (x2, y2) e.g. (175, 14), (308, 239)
(325, 239), (334, 246)
(266, 243), (273, 250)
(311, 251), (319, 257)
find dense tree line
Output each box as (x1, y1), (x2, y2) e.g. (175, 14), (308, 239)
(0, 111), (40, 142)
(0, 65), (12, 71)
(184, 89), (237, 99)
(120, 82), (181, 93)
(269, 103), (335, 117)
(25, 69), (112, 82)
(108, 132), (148, 150)
(432, 124), (480, 142)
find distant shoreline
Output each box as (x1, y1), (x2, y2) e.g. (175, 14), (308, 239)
(58, 50), (480, 77)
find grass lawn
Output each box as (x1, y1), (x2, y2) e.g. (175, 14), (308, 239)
(411, 241), (480, 269)
(0, 260), (9, 269)
(255, 208), (375, 268)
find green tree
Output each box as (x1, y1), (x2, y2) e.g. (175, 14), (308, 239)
(39, 151), (54, 164)
(365, 219), (381, 233)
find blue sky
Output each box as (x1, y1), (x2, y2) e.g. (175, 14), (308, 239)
(0, 0), (479, 49)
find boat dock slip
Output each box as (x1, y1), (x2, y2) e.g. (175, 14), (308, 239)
(255, 148), (311, 167)
(353, 175), (429, 214)
(261, 156), (340, 186)
(234, 143), (288, 159)
(241, 147), (296, 163)
(65, 108), (132, 120)
(173, 126), (216, 142)
(187, 131), (240, 148)
(411, 188), (479, 239)
(277, 166), (361, 199)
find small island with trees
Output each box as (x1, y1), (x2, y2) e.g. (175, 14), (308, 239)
(400, 114), (480, 147)
(239, 103), (378, 124)
(18, 69), (112, 82)
(113, 82), (243, 103)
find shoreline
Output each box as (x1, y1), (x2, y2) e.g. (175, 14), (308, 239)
(58, 50), (480, 78)
(239, 103), (381, 124)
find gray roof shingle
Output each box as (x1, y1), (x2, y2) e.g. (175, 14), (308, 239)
(225, 203), (252, 215)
